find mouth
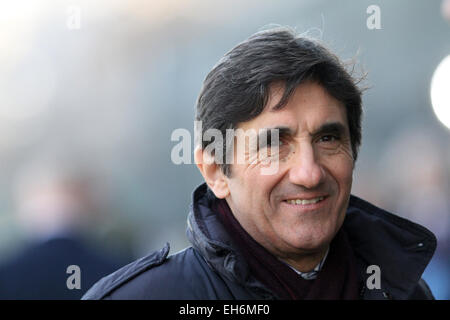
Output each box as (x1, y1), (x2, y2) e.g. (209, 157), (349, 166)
(282, 195), (328, 210)
(283, 196), (325, 205)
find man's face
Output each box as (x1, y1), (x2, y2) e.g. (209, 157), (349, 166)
(224, 81), (354, 259)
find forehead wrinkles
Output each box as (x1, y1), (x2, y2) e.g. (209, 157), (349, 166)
(301, 104), (348, 136)
(240, 103), (347, 139)
(238, 82), (348, 134)
(285, 85), (347, 134)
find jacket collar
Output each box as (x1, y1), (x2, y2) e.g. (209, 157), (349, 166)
(187, 183), (436, 300)
(344, 195), (436, 299)
(187, 183), (274, 298)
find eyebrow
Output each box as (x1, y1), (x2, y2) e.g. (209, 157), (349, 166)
(256, 122), (348, 147)
(311, 122), (348, 137)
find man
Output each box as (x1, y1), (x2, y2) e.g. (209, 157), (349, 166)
(83, 27), (436, 300)
(0, 159), (127, 299)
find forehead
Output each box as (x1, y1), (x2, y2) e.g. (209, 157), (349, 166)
(239, 81), (348, 133)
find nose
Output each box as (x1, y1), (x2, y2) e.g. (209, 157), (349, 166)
(288, 143), (325, 189)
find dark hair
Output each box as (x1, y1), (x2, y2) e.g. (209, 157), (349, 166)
(196, 27), (364, 176)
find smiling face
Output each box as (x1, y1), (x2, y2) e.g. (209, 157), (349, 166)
(223, 81), (354, 264)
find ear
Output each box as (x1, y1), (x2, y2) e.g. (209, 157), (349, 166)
(194, 146), (230, 199)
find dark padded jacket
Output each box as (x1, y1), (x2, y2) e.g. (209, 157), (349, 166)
(82, 183), (436, 300)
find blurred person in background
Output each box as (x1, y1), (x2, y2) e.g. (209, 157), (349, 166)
(377, 127), (450, 300)
(83, 28), (437, 300)
(443, 0), (450, 22)
(0, 155), (127, 299)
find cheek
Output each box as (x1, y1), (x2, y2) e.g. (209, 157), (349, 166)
(322, 153), (354, 188)
(328, 157), (353, 227)
(236, 168), (285, 209)
(341, 160), (354, 188)
(337, 160), (353, 187)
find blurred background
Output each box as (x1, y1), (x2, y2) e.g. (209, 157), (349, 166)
(0, 0), (448, 299)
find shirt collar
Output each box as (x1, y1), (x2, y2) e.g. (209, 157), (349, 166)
(282, 247), (330, 280)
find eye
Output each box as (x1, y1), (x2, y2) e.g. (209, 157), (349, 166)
(319, 135), (339, 143)
(270, 139), (283, 147)
(258, 137), (289, 160)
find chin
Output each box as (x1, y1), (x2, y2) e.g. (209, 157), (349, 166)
(294, 240), (328, 252)
(290, 228), (336, 251)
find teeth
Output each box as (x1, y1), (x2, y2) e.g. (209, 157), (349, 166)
(286, 197), (324, 205)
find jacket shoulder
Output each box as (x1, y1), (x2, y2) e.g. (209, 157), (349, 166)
(408, 278), (435, 300)
(82, 243), (170, 300)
